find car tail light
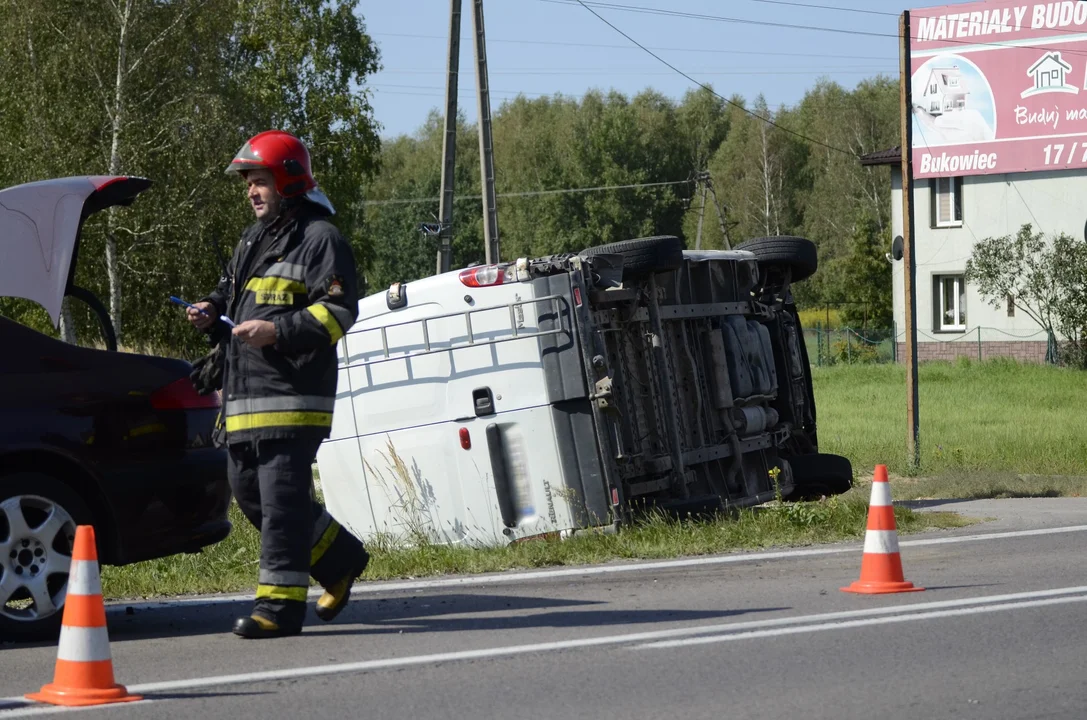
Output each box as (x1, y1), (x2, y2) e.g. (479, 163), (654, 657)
(573, 286), (583, 307)
(150, 378), (221, 410)
(459, 427), (471, 450)
(459, 264), (514, 288)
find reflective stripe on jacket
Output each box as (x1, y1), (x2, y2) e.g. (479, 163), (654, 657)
(201, 203), (358, 443)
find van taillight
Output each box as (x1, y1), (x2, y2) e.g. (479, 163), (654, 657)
(459, 264), (512, 287)
(150, 378), (221, 410)
(459, 427), (471, 449)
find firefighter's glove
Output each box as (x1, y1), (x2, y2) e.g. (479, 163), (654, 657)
(190, 342), (224, 396)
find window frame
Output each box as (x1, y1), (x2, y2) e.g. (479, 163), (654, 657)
(930, 176), (964, 228)
(933, 273), (968, 333)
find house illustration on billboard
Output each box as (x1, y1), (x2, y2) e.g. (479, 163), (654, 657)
(1021, 51), (1076, 97)
(922, 66), (969, 115)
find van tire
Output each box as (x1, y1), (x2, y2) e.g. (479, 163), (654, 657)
(780, 453), (853, 501)
(734, 235), (818, 283)
(581, 236), (684, 278)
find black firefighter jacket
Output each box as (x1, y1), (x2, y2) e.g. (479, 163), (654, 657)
(200, 204), (359, 445)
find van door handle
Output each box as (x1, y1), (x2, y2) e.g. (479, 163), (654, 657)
(473, 387), (495, 416)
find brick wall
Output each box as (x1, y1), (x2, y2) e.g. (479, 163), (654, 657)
(895, 341), (1048, 363)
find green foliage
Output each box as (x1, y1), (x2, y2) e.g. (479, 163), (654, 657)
(830, 336), (883, 365)
(966, 223), (1087, 368)
(0, 0), (381, 358)
(831, 211), (894, 328)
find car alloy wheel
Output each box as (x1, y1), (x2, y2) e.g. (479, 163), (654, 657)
(0, 494), (77, 625)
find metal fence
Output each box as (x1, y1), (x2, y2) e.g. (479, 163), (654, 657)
(804, 326), (898, 366)
(802, 324), (1055, 366)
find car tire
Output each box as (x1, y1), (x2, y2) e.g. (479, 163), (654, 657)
(734, 235), (818, 283)
(0, 472), (93, 642)
(781, 453), (853, 502)
(581, 235), (685, 278)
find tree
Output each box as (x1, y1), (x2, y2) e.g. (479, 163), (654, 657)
(0, 0), (383, 358)
(833, 211), (893, 329)
(966, 223), (1087, 368)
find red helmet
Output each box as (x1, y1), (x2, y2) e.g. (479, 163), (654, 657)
(225, 130), (335, 214)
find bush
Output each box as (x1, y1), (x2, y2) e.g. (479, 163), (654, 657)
(830, 337), (882, 364)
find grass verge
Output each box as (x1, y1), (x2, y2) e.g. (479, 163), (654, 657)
(100, 492), (972, 601)
(812, 359), (1087, 477)
(863, 471), (1087, 502)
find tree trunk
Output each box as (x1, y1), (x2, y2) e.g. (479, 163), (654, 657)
(58, 298), (77, 344)
(106, 0), (133, 347)
(760, 121), (772, 236)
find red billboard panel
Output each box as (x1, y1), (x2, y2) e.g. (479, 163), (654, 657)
(909, 1), (1087, 178)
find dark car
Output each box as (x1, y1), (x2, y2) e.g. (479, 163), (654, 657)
(0, 175), (231, 641)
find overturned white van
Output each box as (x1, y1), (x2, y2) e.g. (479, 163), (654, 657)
(316, 235), (852, 547)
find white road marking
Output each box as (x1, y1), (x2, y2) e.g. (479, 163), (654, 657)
(104, 524), (1087, 613)
(5, 584), (1087, 718)
(638, 595), (1087, 649)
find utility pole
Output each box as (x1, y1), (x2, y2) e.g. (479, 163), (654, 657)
(899, 10), (921, 469)
(692, 171), (732, 250)
(694, 180), (708, 251)
(471, 0), (500, 264)
(436, 0), (462, 276)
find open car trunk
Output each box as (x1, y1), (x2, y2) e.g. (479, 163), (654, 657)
(0, 175), (152, 342)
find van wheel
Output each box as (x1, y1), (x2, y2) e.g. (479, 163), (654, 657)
(734, 235), (818, 283)
(581, 235), (684, 278)
(781, 453), (853, 501)
(0, 473), (91, 642)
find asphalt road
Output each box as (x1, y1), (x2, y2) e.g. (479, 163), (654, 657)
(2, 498), (1086, 720)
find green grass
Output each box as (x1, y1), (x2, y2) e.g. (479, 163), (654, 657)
(99, 492), (971, 601)
(864, 471), (1087, 502)
(813, 359), (1087, 478)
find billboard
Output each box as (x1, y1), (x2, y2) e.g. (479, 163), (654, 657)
(909, 1), (1087, 178)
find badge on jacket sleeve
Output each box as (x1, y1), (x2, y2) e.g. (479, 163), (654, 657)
(327, 275), (345, 298)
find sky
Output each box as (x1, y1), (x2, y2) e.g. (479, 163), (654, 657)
(358, 0), (979, 139)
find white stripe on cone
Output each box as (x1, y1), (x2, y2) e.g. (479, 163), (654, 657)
(56, 625), (113, 663)
(863, 529), (901, 555)
(868, 482), (893, 507)
(67, 560), (102, 597)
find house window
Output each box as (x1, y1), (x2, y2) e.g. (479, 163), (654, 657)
(930, 176), (963, 227)
(933, 274), (967, 332)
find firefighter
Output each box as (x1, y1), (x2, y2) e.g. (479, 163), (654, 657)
(187, 129), (369, 638)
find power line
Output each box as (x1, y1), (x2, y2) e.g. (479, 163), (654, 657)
(370, 32), (897, 61)
(372, 87), (800, 107)
(737, 0), (897, 17)
(362, 179), (691, 207)
(538, 0), (896, 39)
(378, 68), (896, 77)
(566, 0), (857, 156)
(538, 0), (1087, 59)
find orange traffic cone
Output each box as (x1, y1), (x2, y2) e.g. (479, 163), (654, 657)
(25, 525), (142, 707)
(841, 465), (924, 595)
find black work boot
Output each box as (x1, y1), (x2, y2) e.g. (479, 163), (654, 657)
(314, 549), (370, 622)
(233, 601), (304, 638)
(233, 614), (302, 639)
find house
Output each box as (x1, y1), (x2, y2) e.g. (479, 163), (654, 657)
(1023, 52), (1075, 97)
(921, 66), (968, 115)
(859, 147), (1084, 363)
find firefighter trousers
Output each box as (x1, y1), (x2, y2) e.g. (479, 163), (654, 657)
(227, 438), (368, 625)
